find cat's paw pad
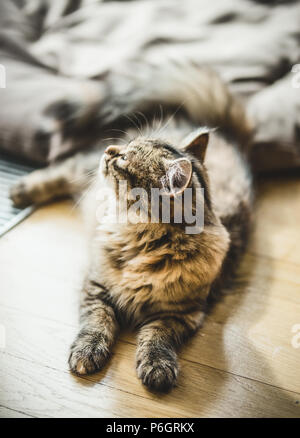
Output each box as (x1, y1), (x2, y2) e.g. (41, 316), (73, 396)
(10, 180), (33, 208)
(69, 331), (111, 376)
(137, 356), (178, 392)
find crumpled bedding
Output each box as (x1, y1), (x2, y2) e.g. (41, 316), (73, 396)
(0, 0), (300, 172)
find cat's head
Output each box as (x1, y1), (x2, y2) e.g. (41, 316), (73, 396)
(99, 129), (212, 228)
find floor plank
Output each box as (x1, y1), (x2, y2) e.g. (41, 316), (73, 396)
(1, 310), (299, 418)
(0, 406), (34, 418)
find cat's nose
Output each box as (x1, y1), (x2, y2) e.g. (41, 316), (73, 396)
(104, 145), (121, 157)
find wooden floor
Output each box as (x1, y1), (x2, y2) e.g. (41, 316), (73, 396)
(0, 175), (300, 418)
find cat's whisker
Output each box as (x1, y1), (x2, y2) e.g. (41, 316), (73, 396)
(107, 128), (131, 141)
(156, 102), (185, 137)
(124, 114), (143, 137)
(151, 104), (164, 138)
(136, 111), (150, 137)
(70, 166), (99, 185)
(102, 137), (127, 145)
(131, 112), (143, 130)
(156, 104), (164, 135)
(72, 176), (97, 211)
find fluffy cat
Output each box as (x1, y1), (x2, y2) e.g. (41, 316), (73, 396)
(10, 66), (253, 392)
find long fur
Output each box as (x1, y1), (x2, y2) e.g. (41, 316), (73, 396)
(10, 65), (253, 392)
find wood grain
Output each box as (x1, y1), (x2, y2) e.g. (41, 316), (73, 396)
(0, 176), (300, 417)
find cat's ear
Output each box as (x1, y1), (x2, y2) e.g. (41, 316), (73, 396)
(163, 158), (192, 196)
(182, 129), (209, 163)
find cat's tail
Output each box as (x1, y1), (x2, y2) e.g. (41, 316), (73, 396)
(133, 60), (253, 146)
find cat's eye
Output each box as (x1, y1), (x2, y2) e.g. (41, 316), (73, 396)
(120, 155), (127, 161)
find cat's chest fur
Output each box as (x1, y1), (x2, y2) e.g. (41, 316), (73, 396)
(89, 211), (229, 323)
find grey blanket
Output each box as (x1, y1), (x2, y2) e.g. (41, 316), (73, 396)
(1, 0), (300, 172)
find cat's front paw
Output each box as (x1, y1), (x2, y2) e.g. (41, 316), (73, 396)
(136, 352), (179, 392)
(10, 169), (47, 208)
(69, 330), (111, 375)
(10, 180), (33, 208)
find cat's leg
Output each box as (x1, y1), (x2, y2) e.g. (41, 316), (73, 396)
(136, 312), (204, 392)
(69, 279), (119, 375)
(10, 149), (101, 207)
